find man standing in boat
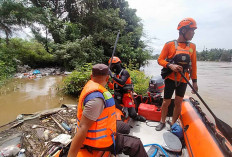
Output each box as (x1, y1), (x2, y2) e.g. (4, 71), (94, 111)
(68, 64), (148, 157)
(156, 18), (198, 131)
(108, 57), (146, 122)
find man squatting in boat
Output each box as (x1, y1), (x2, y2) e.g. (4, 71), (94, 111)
(108, 56), (147, 122)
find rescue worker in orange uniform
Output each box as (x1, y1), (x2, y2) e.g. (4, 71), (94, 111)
(108, 57), (146, 122)
(68, 64), (148, 157)
(156, 18), (198, 131)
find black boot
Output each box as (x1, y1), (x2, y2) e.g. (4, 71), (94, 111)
(135, 115), (146, 122)
(128, 107), (146, 122)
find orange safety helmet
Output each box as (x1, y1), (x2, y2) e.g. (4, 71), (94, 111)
(108, 56), (121, 64)
(177, 18), (197, 30)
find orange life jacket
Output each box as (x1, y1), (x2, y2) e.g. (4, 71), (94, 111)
(113, 69), (133, 93)
(77, 80), (116, 148)
(167, 40), (193, 83)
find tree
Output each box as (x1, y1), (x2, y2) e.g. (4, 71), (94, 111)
(1, 0), (151, 70)
(197, 48), (232, 62)
(0, 0), (32, 44)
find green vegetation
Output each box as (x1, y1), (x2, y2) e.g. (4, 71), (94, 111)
(61, 64), (150, 97)
(61, 64), (92, 96)
(197, 49), (232, 62)
(0, 0), (152, 85)
(0, 42), (17, 86)
(128, 69), (150, 95)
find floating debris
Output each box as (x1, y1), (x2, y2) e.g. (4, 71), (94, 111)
(0, 104), (77, 157)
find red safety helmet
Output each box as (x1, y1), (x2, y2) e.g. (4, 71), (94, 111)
(108, 56), (121, 64)
(177, 18), (197, 30)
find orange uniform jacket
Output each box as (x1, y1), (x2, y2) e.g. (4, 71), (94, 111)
(158, 41), (197, 83)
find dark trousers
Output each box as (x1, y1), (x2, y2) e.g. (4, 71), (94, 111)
(83, 132), (148, 157)
(117, 120), (130, 134)
(115, 133), (148, 157)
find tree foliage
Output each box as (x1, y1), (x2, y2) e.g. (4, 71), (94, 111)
(0, 0), (35, 44)
(0, 41), (17, 86)
(52, 36), (104, 70)
(0, 0), (151, 69)
(9, 38), (54, 67)
(197, 48), (232, 62)
(0, 0), (152, 84)
(61, 63), (150, 97)
(61, 64), (92, 96)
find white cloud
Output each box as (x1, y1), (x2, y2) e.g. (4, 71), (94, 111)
(127, 0), (232, 54)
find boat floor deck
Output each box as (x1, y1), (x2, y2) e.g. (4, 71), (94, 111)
(129, 120), (170, 146)
(119, 118), (187, 157)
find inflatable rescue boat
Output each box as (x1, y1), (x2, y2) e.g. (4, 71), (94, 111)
(55, 76), (232, 157)
(133, 76), (232, 157)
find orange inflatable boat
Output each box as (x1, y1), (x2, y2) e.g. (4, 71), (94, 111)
(180, 97), (232, 157)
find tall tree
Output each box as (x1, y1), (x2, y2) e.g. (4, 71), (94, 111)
(0, 0), (32, 44)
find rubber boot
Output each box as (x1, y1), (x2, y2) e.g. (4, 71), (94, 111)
(128, 107), (146, 122)
(135, 115), (146, 122)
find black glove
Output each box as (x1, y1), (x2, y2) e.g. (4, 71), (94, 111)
(122, 107), (129, 119)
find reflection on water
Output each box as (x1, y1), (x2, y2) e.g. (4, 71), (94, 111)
(142, 60), (232, 126)
(0, 76), (77, 126)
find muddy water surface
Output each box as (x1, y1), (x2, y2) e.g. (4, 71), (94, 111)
(0, 76), (77, 126)
(142, 60), (232, 126)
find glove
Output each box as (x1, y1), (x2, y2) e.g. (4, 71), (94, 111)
(122, 107), (129, 119)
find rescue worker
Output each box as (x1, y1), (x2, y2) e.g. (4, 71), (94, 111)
(108, 57), (146, 122)
(68, 64), (148, 157)
(156, 18), (198, 131)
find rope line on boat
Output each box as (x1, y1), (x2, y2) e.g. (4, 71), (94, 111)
(145, 121), (159, 127)
(189, 97), (232, 156)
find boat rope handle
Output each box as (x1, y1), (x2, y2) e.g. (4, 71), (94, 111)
(143, 143), (169, 157)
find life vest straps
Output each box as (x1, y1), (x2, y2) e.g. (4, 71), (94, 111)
(173, 40), (191, 86)
(113, 69), (133, 94)
(118, 69), (124, 77)
(83, 92), (104, 110)
(174, 40), (190, 48)
(83, 91), (115, 109)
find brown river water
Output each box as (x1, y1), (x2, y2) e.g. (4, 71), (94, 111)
(0, 61), (231, 127)
(0, 76), (77, 126)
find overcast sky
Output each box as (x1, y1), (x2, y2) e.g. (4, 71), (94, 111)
(127, 0), (232, 54)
